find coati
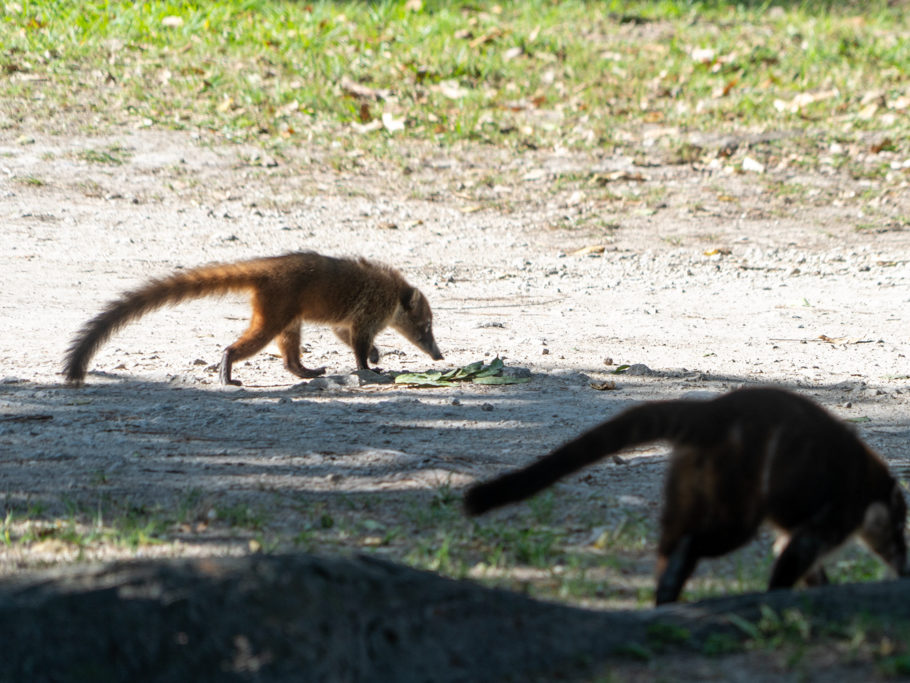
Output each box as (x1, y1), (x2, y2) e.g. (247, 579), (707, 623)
(64, 251), (443, 386)
(464, 387), (908, 604)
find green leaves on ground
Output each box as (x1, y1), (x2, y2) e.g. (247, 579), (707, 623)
(394, 357), (530, 387)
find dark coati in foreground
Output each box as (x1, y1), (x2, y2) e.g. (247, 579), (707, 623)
(465, 387), (908, 604)
(64, 251), (443, 386)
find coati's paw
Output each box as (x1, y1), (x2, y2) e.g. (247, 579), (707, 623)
(296, 366), (326, 379)
(369, 347), (380, 364)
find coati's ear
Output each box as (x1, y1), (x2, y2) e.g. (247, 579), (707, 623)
(400, 287), (419, 310)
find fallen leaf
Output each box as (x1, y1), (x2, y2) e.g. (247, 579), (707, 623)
(469, 28), (502, 49)
(703, 247), (731, 256)
(570, 245), (605, 256)
(589, 380), (617, 391)
(437, 79), (468, 99)
(742, 156), (764, 173)
(351, 119), (382, 134)
(381, 112), (405, 133)
(340, 76), (386, 101)
(590, 170), (647, 184)
(870, 138), (894, 154)
(503, 46), (523, 61)
(691, 47), (716, 64)
(857, 103), (878, 121)
(773, 89), (838, 113)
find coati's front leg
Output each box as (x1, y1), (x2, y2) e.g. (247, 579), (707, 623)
(655, 535), (699, 605)
(333, 326), (380, 368)
(277, 324), (326, 380)
(768, 522), (844, 590)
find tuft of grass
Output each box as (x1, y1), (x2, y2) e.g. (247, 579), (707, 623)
(76, 145), (132, 165)
(0, 0), (906, 163)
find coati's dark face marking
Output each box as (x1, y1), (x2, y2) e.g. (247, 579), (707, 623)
(860, 483), (908, 576)
(394, 287), (443, 361)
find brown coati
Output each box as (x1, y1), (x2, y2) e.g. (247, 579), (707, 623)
(464, 387), (908, 604)
(64, 251), (443, 386)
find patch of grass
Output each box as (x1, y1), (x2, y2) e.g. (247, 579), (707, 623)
(215, 502), (268, 530)
(0, 501), (170, 550)
(13, 174), (45, 186)
(0, 0), (907, 162)
(76, 145), (132, 165)
(646, 622), (690, 652)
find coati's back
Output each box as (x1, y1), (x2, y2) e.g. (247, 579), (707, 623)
(274, 254), (408, 325)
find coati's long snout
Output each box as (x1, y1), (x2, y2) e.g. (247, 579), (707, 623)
(393, 286), (443, 362)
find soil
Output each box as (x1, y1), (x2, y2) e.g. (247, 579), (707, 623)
(1, 127), (909, 678)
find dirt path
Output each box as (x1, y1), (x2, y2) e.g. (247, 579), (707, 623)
(1, 127), (908, 590)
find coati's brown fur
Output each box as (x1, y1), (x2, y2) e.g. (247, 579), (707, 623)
(64, 251), (443, 386)
(464, 387), (908, 604)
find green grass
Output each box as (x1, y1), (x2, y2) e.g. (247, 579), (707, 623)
(1, 0), (908, 161)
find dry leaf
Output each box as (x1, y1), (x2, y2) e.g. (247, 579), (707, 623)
(691, 47), (716, 64)
(773, 89), (838, 113)
(358, 101), (372, 123)
(277, 100), (299, 117)
(339, 76), (389, 101)
(381, 112), (405, 133)
(742, 156), (765, 173)
(469, 28), (502, 49)
(571, 245), (605, 256)
(503, 46), (523, 61)
(591, 170), (647, 184)
(351, 119), (383, 134)
(857, 103), (878, 121)
(589, 380), (617, 391)
(437, 79), (468, 99)
(703, 247), (731, 256)
(870, 138), (893, 154)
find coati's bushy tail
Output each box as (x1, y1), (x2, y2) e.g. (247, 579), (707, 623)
(464, 400), (700, 515)
(64, 261), (267, 384)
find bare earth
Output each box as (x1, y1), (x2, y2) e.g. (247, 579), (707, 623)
(1, 127), (909, 678)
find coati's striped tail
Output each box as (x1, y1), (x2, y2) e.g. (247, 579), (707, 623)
(64, 261), (268, 384)
(464, 400), (698, 515)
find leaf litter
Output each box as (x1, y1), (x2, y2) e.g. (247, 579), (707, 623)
(394, 357), (531, 387)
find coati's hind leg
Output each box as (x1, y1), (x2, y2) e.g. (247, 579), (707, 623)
(655, 535), (700, 605)
(277, 324), (326, 380)
(333, 327), (380, 365)
(220, 301), (291, 386)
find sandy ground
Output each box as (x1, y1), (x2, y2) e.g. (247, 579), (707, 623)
(1, 128), (909, 586)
